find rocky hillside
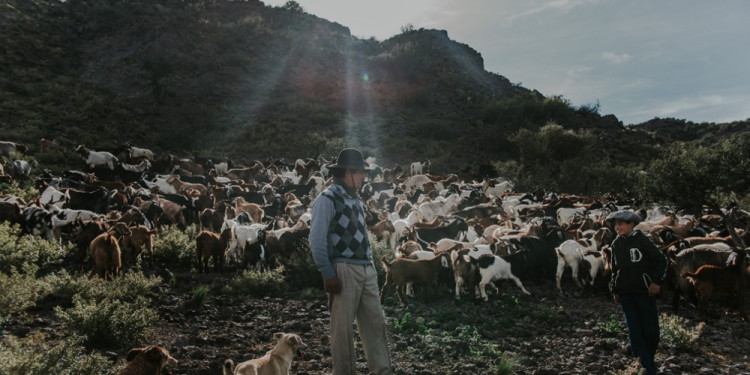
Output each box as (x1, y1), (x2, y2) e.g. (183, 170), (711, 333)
(2, 0), (748, 176)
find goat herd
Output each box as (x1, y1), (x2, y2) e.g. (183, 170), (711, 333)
(1, 139), (749, 323)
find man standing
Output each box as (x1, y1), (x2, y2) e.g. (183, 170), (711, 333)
(309, 148), (393, 375)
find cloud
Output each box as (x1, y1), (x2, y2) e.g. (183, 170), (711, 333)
(601, 52), (632, 64)
(505, 0), (597, 23)
(626, 93), (750, 123)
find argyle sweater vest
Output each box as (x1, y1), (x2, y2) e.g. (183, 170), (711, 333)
(320, 185), (370, 261)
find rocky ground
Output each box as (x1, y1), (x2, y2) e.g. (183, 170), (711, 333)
(5, 269), (749, 375)
(139, 272), (750, 375)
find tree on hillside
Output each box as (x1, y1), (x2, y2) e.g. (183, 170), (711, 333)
(639, 135), (750, 215)
(282, 1), (304, 12)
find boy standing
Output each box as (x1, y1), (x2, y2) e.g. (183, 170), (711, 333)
(607, 210), (669, 375)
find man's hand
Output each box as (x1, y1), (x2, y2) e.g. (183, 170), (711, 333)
(648, 282), (660, 297)
(613, 294), (620, 304)
(324, 277), (341, 294)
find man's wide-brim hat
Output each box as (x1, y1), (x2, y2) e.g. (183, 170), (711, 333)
(328, 148), (368, 170)
(605, 210), (642, 224)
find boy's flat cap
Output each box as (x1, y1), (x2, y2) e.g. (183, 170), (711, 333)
(606, 210), (642, 224)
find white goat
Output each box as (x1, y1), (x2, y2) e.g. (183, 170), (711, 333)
(75, 145), (118, 170)
(555, 238), (598, 292)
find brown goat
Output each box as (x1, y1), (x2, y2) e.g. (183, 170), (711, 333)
(89, 222), (132, 280)
(233, 197), (264, 223)
(119, 225), (159, 267)
(380, 253), (450, 304)
(195, 228), (231, 273)
(682, 248), (748, 320)
(265, 225), (310, 267)
(75, 219), (108, 270)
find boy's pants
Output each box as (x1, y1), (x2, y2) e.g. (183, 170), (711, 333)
(620, 295), (660, 375)
(329, 263), (392, 375)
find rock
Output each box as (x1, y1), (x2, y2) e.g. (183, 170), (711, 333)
(104, 351), (119, 361)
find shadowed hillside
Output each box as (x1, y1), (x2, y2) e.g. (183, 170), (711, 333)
(1, 0), (748, 194)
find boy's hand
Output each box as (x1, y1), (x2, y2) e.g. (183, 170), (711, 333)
(648, 283), (660, 296)
(613, 294), (620, 304)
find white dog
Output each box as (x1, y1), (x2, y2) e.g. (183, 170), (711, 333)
(223, 332), (306, 375)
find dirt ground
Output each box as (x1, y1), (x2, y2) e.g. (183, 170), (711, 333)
(131, 270), (750, 375)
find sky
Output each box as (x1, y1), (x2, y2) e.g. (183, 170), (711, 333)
(262, 0), (750, 125)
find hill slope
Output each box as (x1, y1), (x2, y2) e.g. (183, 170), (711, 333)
(1, 0), (747, 176)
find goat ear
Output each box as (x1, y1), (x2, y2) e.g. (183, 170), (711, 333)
(126, 347), (144, 362)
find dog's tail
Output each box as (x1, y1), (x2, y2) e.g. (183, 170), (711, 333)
(222, 359), (234, 375)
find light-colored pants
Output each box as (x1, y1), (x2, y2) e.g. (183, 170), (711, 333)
(329, 263), (392, 375)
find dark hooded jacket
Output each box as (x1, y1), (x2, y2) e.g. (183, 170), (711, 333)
(610, 229), (669, 295)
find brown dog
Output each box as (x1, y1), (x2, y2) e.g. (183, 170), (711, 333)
(223, 333), (306, 375)
(117, 345), (178, 375)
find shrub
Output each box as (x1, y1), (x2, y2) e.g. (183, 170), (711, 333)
(0, 266), (48, 317)
(221, 267), (287, 297)
(660, 313), (703, 353)
(300, 287), (322, 300)
(55, 294), (158, 349)
(392, 312), (429, 336)
(192, 285), (210, 307)
(152, 224), (197, 270)
(0, 334), (115, 375)
(494, 353), (521, 375)
(0, 223), (68, 276)
(369, 236), (391, 282)
(46, 270), (161, 305)
(595, 313), (623, 337)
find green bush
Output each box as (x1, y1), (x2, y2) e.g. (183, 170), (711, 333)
(0, 266), (48, 318)
(0, 334), (115, 375)
(0, 223), (68, 276)
(192, 284), (211, 307)
(55, 294), (158, 349)
(222, 267), (287, 297)
(660, 313), (702, 353)
(152, 224), (198, 270)
(595, 313), (623, 337)
(46, 270), (161, 305)
(392, 312), (429, 335)
(494, 353), (521, 375)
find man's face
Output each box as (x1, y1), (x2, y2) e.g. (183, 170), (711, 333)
(614, 220), (635, 236)
(344, 168), (365, 190)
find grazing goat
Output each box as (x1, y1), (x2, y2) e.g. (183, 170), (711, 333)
(75, 145), (119, 170)
(126, 144), (154, 161)
(410, 160), (430, 176)
(555, 238), (599, 292)
(119, 226), (159, 267)
(669, 244), (736, 311)
(681, 248), (749, 320)
(89, 222), (132, 280)
(0, 141), (27, 157)
(195, 228), (231, 273)
(380, 253), (449, 304)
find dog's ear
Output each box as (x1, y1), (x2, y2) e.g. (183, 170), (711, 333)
(288, 335), (300, 345)
(126, 347), (144, 362)
(273, 332), (284, 341)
